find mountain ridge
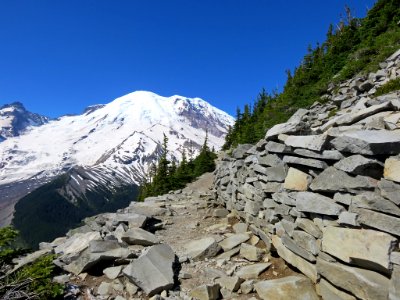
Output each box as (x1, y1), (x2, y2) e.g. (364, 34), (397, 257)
(0, 101), (49, 141)
(0, 90), (234, 231)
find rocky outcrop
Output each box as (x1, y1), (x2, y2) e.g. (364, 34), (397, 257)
(213, 49), (400, 300)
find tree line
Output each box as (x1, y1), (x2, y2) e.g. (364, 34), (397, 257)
(138, 132), (217, 200)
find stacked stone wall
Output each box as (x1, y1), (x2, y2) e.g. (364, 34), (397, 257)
(213, 49), (400, 300)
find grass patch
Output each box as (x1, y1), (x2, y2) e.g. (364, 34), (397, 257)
(374, 77), (400, 96)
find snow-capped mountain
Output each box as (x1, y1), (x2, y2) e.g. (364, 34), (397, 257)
(0, 91), (234, 192)
(0, 102), (49, 140)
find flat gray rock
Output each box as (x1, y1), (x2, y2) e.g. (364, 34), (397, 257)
(215, 276), (244, 292)
(265, 109), (308, 138)
(310, 167), (377, 192)
(378, 179), (400, 205)
(317, 258), (389, 300)
(322, 226), (396, 272)
(233, 223), (248, 234)
(265, 141), (292, 153)
(351, 192), (400, 216)
(240, 243), (264, 262)
(352, 207), (400, 237)
(292, 230), (318, 256)
(103, 265), (123, 280)
(334, 155), (383, 178)
(232, 144), (253, 159)
(294, 191), (345, 216)
(293, 148), (344, 161)
(335, 101), (393, 126)
(281, 235), (316, 262)
(235, 263), (271, 279)
(219, 233), (250, 251)
(390, 265), (400, 300)
(295, 218), (322, 239)
(284, 134), (328, 151)
(329, 129), (400, 155)
(123, 244), (176, 296)
(121, 228), (159, 246)
(184, 237), (221, 261)
(189, 284), (221, 300)
(283, 155), (328, 169)
(113, 213), (148, 228)
(63, 241), (130, 275)
(255, 276), (319, 300)
(317, 279), (356, 300)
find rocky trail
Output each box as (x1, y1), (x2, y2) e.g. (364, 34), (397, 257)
(13, 171), (312, 300)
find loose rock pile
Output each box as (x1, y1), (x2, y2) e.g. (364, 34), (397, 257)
(213, 49), (400, 300)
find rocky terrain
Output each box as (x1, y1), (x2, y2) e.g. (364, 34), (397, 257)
(13, 172), (308, 300)
(8, 49), (400, 300)
(214, 48), (400, 300)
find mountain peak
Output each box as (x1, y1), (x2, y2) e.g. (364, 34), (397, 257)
(0, 91), (234, 191)
(0, 101), (49, 140)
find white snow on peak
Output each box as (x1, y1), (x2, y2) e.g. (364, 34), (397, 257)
(0, 91), (234, 186)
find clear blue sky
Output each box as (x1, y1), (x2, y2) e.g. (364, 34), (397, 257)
(0, 0), (376, 118)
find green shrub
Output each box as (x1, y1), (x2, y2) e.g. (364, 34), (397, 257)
(374, 77), (400, 96)
(0, 227), (63, 299)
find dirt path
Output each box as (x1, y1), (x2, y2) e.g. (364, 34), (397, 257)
(152, 172), (298, 299)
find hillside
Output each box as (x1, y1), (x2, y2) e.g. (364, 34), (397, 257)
(224, 0), (400, 149)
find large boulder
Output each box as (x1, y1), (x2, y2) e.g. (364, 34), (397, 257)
(123, 244), (176, 296)
(63, 240), (130, 275)
(54, 231), (101, 258)
(254, 276), (319, 300)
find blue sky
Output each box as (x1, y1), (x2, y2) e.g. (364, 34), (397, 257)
(0, 0), (376, 118)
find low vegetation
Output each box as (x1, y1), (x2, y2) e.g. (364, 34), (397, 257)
(139, 133), (217, 200)
(374, 77), (400, 96)
(0, 227), (63, 299)
(223, 0), (400, 149)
